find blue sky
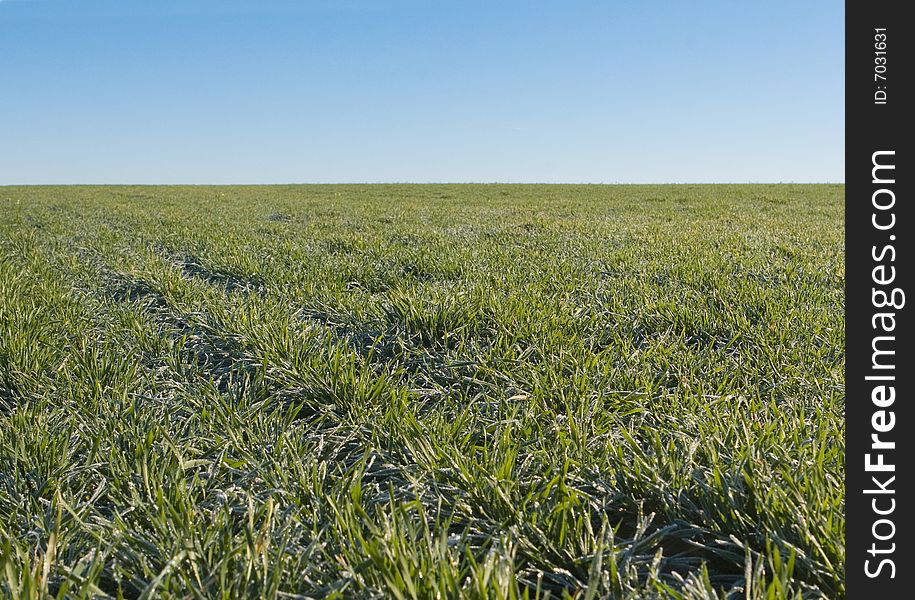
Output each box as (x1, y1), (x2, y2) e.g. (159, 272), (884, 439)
(1, 0), (843, 184)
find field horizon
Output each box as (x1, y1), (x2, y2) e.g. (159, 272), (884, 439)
(1, 184), (844, 598)
(2, 182), (845, 188)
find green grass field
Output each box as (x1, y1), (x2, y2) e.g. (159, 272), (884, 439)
(0, 185), (844, 599)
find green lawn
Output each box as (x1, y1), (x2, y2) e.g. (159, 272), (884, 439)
(0, 184), (844, 599)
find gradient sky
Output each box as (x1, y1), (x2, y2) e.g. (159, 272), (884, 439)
(1, 0), (843, 184)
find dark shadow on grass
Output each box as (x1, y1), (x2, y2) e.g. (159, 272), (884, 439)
(104, 271), (261, 396)
(176, 257), (267, 296)
(104, 273), (169, 309)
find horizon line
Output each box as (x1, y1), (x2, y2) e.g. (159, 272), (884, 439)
(1, 181), (847, 187)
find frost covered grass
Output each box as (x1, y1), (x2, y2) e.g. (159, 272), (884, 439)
(0, 184), (843, 598)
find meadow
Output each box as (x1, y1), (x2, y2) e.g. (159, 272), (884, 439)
(0, 184), (844, 599)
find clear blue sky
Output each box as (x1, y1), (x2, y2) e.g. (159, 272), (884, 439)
(1, 0), (843, 184)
